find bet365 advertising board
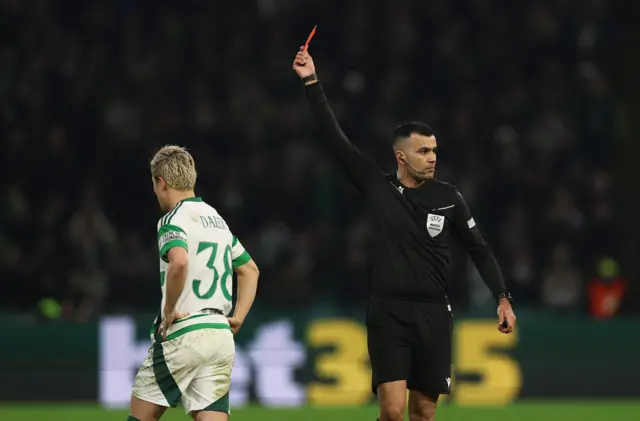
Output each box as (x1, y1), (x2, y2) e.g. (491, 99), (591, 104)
(1, 312), (639, 405)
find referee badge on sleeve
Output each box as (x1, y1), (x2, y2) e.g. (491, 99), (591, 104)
(426, 213), (444, 237)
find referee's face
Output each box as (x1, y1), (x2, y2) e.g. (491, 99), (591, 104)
(403, 133), (438, 180)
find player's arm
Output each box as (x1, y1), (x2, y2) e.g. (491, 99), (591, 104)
(164, 247), (189, 314)
(451, 190), (508, 299)
(293, 48), (379, 192)
(158, 224), (189, 315)
(229, 236), (259, 331)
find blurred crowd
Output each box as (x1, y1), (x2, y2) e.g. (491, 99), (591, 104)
(1, 0), (628, 321)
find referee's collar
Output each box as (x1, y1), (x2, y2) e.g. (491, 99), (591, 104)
(390, 174), (432, 190)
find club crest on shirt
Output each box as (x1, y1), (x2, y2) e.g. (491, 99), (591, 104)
(426, 213), (444, 237)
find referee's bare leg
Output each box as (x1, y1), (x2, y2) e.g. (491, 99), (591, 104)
(377, 380), (407, 421)
(377, 382), (438, 421)
(408, 390), (437, 421)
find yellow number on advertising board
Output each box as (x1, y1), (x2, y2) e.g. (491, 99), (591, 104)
(307, 319), (371, 405)
(453, 321), (522, 406)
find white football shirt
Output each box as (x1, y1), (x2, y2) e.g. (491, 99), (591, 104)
(152, 196), (251, 340)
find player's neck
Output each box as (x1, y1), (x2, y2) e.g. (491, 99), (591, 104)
(166, 191), (196, 210)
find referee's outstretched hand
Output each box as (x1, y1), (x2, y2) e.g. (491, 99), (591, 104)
(293, 47), (316, 79)
(497, 299), (516, 334)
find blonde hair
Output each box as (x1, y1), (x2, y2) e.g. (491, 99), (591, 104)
(150, 145), (197, 190)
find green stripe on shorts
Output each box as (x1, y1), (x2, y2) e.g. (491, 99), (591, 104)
(203, 392), (230, 414)
(152, 342), (182, 407)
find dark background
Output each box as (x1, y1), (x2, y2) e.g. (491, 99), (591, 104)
(0, 0), (636, 322)
(3, 1), (640, 416)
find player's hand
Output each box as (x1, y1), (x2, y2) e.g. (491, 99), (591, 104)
(227, 317), (243, 335)
(293, 47), (316, 79)
(159, 310), (190, 340)
(497, 299), (516, 334)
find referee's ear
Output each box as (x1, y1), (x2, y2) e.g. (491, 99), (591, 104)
(393, 147), (405, 164)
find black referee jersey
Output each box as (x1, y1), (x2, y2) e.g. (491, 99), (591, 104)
(304, 82), (507, 303)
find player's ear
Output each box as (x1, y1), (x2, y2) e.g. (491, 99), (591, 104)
(155, 176), (167, 189)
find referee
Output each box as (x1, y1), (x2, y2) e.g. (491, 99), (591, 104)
(293, 47), (516, 421)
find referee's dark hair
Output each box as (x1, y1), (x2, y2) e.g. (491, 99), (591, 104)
(392, 121), (435, 146)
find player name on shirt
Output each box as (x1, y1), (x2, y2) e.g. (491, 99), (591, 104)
(200, 215), (227, 230)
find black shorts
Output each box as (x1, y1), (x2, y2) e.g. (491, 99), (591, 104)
(366, 296), (453, 396)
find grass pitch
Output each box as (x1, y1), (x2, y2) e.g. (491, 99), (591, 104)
(1, 402), (639, 421)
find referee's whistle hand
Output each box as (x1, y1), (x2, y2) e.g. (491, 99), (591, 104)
(497, 300), (516, 334)
(293, 48), (316, 79)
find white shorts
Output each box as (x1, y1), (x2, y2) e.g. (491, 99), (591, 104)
(131, 327), (235, 414)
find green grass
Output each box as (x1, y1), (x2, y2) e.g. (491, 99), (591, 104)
(1, 402), (639, 421)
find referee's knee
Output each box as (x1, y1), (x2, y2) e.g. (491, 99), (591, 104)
(409, 403), (436, 421)
(379, 403), (405, 421)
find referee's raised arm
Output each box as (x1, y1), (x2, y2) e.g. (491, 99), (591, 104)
(292, 47), (379, 192)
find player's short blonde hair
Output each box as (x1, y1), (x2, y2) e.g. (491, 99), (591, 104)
(150, 145), (197, 190)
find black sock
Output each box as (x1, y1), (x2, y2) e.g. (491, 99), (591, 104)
(127, 416), (142, 421)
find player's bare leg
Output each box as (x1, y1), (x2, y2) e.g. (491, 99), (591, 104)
(190, 410), (228, 421)
(128, 395), (167, 421)
(408, 390), (438, 421)
(377, 380), (407, 421)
